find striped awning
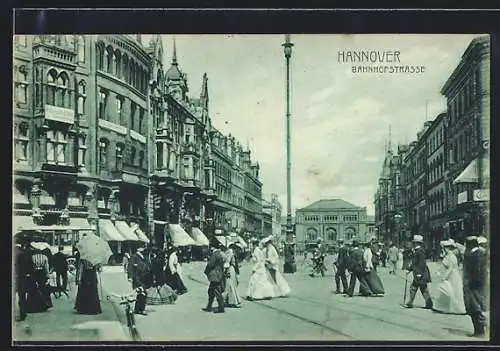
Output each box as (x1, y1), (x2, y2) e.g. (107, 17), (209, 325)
(229, 233), (248, 248)
(69, 217), (93, 230)
(130, 223), (150, 243)
(190, 227), (209, 246)
(168, 224), (196, 247)
(115, 221), (140, 241)
(215, 235), (230, 247)
(13, 216), (35, 234)
(99, 219), (125, 242)
(454, 159), (478, 184)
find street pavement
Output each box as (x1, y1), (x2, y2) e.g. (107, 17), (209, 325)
(99, 255), (488, 342)
(12, 272), (129, 343)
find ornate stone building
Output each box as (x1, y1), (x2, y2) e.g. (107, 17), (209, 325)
(295, 199), (375, 251)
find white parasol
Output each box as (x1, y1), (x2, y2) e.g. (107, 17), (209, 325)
(76, 233), (113, 266)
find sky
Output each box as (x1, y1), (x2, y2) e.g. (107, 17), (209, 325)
(143, 34), (483, 216)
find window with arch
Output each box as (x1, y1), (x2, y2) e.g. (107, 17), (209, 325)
(325, 227), (337, 241)
(99, 139), (108, 166)
(130, 146), (136, 166)
(46, 129), (67, 164)
(77, 80), (86, 115)
(77, 36), (85, 62)
(15, 122), (29, 162)
(344, 227), (356, 241)
(306, 228), (318, 242)
(122, 54), (129, 83)
(116, 143), (124, 169)
(46, 69), (57, 105)
(96, 43), (104, 70)
(16, 66), (28, 104)
(57, 73), (68, 107)
(114, 50), (121, 78)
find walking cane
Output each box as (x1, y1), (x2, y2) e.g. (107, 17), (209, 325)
(403, 271), (408, 306)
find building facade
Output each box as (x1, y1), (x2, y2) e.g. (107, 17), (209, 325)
(441, 36), (490, 241)
(262, 193), (282, 240)
(13, 35), (265, 251)
(295, 199), (375, 251)
(373, 36), (490, 250)
(13, 34), (152, 255)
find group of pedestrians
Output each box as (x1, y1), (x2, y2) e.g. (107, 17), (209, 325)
(403, 234), (488, 337)
(124, 245), (186, 315)
(333, 238), (385, 297)
(202, 235), (291, 314)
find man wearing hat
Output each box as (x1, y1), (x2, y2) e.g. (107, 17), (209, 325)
(345, 240), (372, 297)
(404, 235), (433, 309)
(463, 236), (488, 337)
(203, 237), (226, 313)
(334, 239), (349, 294)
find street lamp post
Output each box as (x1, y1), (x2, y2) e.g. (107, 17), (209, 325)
(283, 34), (296, 274)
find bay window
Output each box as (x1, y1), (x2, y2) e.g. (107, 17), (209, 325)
(78, 134), (87, 169)
(15, 123), (29, 163)
(46, 129), (67, 164)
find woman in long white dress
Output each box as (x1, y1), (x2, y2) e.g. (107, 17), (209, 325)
(224, 247), (242, 307)
(246, 242), (275, 300)
(263, 236), (291, 298)
(433, 239), (466, 314)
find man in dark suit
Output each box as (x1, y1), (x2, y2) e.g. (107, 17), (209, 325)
(404, 235), (433, 309)
(131, 246), (149, 315)
(334, 239), (349, 294)
(15, 242), (31, 321)
(463, 236), (487, 337)
(203, 239), (226, 313)
(345, 240), (372, 297)
(51, 245), (69, 293)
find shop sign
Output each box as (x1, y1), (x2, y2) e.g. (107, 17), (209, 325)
(457, 191), (468, 204)
(473, 189), (489, 202)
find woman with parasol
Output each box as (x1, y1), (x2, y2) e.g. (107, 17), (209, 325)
(74, 232), (112, 315)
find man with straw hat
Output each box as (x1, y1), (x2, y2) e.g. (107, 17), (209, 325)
(403, 234), (433, 309)
(463, 236), (487, 337)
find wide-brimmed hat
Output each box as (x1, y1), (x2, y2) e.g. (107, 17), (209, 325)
(412, 235), (424, 243)
(440, 239), (455, 247)
(260, 236), (273, 245)
(477, 236), (488, 245)
(465, 236), (478, 242)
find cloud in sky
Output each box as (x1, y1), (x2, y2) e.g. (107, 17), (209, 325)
(147, 34), (482, 215)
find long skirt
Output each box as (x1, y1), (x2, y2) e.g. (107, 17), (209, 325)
(165, 270), (187, 295)
(75, 269), (102, 315)
(246, 268), (275, 300)
(434, 279), (466, 314)
(224, 266), (242, 307)
(26, 270), (52, 313)
(365, 270), (385, 295)
(146, 285), (177, 305)
(266, 267), (291, 298)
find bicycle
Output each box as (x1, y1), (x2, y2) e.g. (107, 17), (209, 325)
(107, 292), (141, 341)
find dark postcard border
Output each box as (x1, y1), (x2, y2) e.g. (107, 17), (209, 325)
(9, 8), (500, 348)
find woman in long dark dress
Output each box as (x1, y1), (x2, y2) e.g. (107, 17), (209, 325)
(74, 259), (102, 315)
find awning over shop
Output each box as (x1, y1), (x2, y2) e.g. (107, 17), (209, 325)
(168, 224), (196, 247)
(215, 235), (229, 247)
(190, 227), (209, 246)
(229, 233), (248, 248)
(69, 218), (93, 230)
(13, 216), (35, 233)
(130, 223), (150, 243)
(115, 221), (140, 241)
(99, 219), (125, 242)
(13, 189), (30, 204)
(14, 224), (95, 233)
(454, 159), (478, 184)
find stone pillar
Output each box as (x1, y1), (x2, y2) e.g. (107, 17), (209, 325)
(86, 183), (99, 235)
(30, 183), (41, 210)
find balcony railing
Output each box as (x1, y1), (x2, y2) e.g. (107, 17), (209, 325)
(33, 43), (76, 65)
